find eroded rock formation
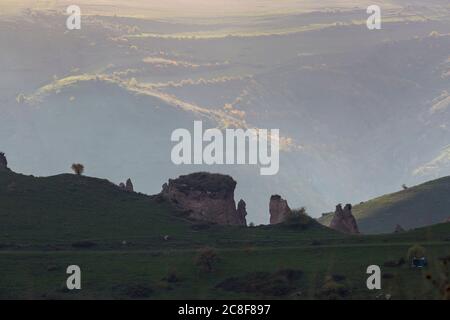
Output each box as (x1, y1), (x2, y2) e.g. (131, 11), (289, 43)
(329, 204), (359, 234)
(119, 178), (134, 192)
(160, 172), (247, 226)
(0, 152), (8, 170)
(236, 199), (248, 226)
(269, 195), (292, 224)
(125, 178), (134, 192)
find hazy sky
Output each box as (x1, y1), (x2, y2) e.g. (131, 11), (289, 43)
(1, 0), (397, 18)
(2, 0), (449, 222)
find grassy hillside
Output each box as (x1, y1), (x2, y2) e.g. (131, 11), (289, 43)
(318, 176), (450, 234)
(0, 169), (449, 300)
(0, 169), (344, 249)
(0, 169), (190, 247)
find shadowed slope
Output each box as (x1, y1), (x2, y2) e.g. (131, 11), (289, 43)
(319, 176), (450, 234)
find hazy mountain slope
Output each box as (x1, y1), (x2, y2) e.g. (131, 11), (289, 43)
(1, 8), (450, 224)
(319, 176), (450, 234)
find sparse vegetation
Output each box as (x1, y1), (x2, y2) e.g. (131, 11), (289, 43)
(284, 207), (313, 228)
(407, 245), (426, 262)
(195, 247), (220, 273)
(316, 276), (350, 300)
(71, 163), (84, 176)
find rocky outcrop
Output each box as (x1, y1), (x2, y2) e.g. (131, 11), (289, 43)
(125, 178), (134, 192)
(236, 199), (248, 226)
(0, 152), (8, 170)
(160, 172), (247, 226)
(119, 178), (134, 192)
(394, 224), (405, 233)
(269, 195), (292, 224)
(329, 204), (359, 234)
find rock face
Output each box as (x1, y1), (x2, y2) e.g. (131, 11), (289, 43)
(0, 152), (7, 170)
(236, 199), (248, 226)
(125, 178), (134, 192)
(329, 204), (359, 234)
(269, 195), (292, 224)
(161, 172), (247, 226)
(119, 179), (134, 192)
(394, 224), (405, 233)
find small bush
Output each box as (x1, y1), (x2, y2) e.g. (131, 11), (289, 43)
(317, 279), (350, 300)
(195, 247), (220, 273)
(71, 163), (84, 175)
(316, 273), (350, 300)
(407, 245), (426, 262)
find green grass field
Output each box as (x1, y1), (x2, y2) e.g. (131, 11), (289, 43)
(0, 169), (449, 299)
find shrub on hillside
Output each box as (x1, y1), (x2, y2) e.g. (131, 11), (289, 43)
(316, 278), (350, 300)
(407, 244), (426, 261)
(71, 163), (84, 175)
(195, 247), (220, 273)
(284, 207), (312, 228)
